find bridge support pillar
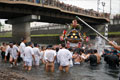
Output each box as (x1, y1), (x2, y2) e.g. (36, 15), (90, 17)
(12, 22), (31, 42)
(6, 15), (40, 42)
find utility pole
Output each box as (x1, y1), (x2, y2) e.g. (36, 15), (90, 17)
(102, 2), (105, 13)
(97, 0), (100, 12)
(119, 0), (120, 13)
(105, 24), (108, 39)
(104, 24), (108, 47)
(110, 0), (112, 15)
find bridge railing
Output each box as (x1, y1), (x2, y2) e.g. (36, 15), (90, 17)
(3, 0), (110, 19)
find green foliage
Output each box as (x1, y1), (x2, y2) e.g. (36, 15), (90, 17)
(0, 32), (12, 37)
(0, 32), (60, 37)
(88, 32), (120, 36)
(108, 32), (120, 35)
(31, 34), (60, 37)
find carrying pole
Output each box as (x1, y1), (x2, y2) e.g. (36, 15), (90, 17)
(76, 16), (110, 42)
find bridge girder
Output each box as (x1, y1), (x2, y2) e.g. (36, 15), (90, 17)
(0, 1), (109, 25)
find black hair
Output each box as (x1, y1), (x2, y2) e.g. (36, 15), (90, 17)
(47, 45), (52, 49)
(68, 47), (73, 51)
(13, 42), (17, 45)
(34, 43), (38, 47)
(94, 49), (97, 53)
(56, 47), (59, 52)
(113, 50), (118, 53)
(80, 49), (84, 53)
(61, 43), (65, 47)
(27, 42), (32, 46)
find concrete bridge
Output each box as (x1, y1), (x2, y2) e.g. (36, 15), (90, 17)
(0, 0), (110, 42)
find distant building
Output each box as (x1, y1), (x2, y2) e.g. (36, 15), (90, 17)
(0, 21), (50, 32)
(0, 24), (12, 32)
(30, 22), (49, 28)
(0, 21), (62, 32)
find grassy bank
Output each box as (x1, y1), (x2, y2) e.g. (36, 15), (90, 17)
(0, 32), (60, 37)
(0, 32), (120, 38)
(88, 32), (120, 36)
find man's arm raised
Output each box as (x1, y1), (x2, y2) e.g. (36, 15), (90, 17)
(109, 41), (120, 51)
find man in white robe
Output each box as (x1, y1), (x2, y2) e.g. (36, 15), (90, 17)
(24, 42), (35, 71)
(5, 42), (19, 67)
(44, 45), (56, 72)
(33, 43), (41, 67)
(57, 43), (72, 72)
(19, 38), (27, 61)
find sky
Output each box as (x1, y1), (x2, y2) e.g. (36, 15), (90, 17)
(59, 0), (120, 14)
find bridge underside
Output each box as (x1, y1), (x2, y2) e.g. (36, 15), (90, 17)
(0, 1), (109, 25)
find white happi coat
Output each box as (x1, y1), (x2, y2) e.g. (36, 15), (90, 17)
(44, 49), (56, 62)
(57, 48), (72, 66)
(33, 47), (40, 61)
(19, 42), (26, 58)
(24, 46), (34, 61)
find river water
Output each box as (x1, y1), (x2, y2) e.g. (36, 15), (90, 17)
(0, 57), (119, 80)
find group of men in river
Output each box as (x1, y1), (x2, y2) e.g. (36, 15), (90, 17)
(0, 19), (120, 72)
(0, 39), (120, 72)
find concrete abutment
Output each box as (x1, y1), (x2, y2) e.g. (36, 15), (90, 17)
(12, 22), (31, 42)
(6, 15), (40, 42)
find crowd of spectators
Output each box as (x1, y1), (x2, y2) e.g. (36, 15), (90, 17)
(8, 0), (110, 19)
(113, 14), (120, 19)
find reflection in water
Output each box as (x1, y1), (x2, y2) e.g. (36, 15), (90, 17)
(105, 67), (119, 78)
(0, 58), (119, 80)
